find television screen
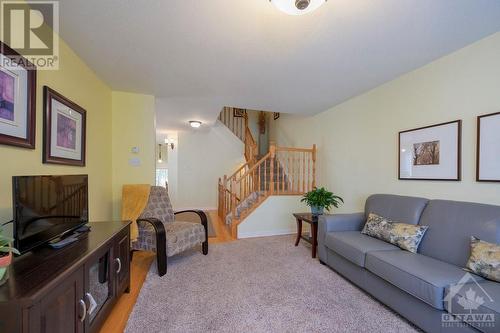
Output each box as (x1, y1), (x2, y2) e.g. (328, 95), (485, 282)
(13, 175), (89, 253)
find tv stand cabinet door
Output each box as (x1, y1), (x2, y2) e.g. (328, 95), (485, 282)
(84, 243), (115, 333)
(114, 228), (130, 295)
(37, 267), (84, 333)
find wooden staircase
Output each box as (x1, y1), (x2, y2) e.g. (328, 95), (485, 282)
(217, 107), (316, 238)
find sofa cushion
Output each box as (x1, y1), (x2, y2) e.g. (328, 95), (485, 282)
(418, 200), (500, 267)
(365, 194), (429, 225)
(324, 231), (400, 267)
(445, 280), (500, 333)
(466, 237), (500, 282)
(365, 250), (483, 310)
(361, 213), (429, 253)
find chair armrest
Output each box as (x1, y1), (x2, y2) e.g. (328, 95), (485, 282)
(136, 218), (167, 275)
(136, 217), (166, 238)
(319, 213), (366, 233)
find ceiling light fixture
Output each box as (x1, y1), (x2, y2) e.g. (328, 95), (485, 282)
(270, 0), (327, 16)
(189, 121), (202, 128)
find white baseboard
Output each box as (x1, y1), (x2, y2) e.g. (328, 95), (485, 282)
(238, 228), (298, 239)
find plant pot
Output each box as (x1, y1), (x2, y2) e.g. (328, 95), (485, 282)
(0, 252), (12, 286)
(310, 206), (324, 216)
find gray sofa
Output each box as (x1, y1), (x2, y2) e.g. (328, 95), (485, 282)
(318, 194), (500, 333)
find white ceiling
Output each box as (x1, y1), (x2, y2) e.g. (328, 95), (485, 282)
(59, 0), (500, 132)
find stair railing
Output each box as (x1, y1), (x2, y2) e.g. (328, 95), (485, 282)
(244, 126), (258, 164)
(219, 107), (246, 141)
(274, 144), (316, 194)
(230, 151), (272, 220)
(219, 143), (316, 222)
(218, 162), (249, 219)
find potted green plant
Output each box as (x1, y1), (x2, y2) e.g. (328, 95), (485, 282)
(0, 228), (20, 286)
(301, 187), (344, 215)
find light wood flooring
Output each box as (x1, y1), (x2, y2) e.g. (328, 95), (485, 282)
(99, 211), (233, 333)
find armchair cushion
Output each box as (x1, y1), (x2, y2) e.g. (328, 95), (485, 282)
(166, 221), (206, 257)
(138, 186), (175, 224)
(132, 221), (206, 257)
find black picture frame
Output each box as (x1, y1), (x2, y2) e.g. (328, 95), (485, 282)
(43, 86), (86, 166)
(476, 111), (500, 182)
(398, 120), (462, 181)
(0, 41), (36, 149)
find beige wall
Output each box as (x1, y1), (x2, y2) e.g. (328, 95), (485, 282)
(0, 39), (113, 231)
(238, 196), (309, 238)
(111, 92), (156, 219)
(274, 32), (500, 213)
(173, 121), (245, 210)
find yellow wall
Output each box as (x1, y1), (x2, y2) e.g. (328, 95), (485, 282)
(111, 91), (155, 219)
(0, 39), (113, 230)
(274, 32), (500, 212)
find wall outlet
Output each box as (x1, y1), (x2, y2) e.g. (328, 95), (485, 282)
(128, 158), (141, 167)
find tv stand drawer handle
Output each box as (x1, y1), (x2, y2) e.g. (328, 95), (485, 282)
(85, 292), (98, 315)
(115, 258), (122, 274)
(79, 299), (87, 322)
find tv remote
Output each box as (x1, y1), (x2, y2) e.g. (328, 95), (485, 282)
(48, 236), (79, 249)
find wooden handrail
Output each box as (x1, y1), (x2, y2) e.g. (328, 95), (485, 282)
(228, 162), (249, 181)
(276, 146), (314, 152)
(235, 152), (271, 184)
(244, 126), (257, 164)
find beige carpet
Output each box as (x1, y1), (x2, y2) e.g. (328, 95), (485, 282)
(125, 236), (419, 333)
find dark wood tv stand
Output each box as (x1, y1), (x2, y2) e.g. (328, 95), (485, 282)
(0, 221), (131, 333)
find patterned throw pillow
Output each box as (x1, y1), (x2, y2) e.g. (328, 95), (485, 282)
(465, 237), (500, 283)
(361, 213), (428, 253)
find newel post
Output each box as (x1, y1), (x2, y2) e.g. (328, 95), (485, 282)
(312, 144), (316, 189)
(269, 142), (276, 195)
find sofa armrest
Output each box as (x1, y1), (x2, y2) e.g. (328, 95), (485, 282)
(319, 213), (366, 233)
(317, 212), (365, 263)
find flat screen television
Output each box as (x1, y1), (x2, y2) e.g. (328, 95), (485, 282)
(13, 175), (89, 254)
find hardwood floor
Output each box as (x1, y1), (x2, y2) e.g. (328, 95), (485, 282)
(99, 211), (233, 333)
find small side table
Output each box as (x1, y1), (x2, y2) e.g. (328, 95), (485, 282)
(293, 213), (319, 258)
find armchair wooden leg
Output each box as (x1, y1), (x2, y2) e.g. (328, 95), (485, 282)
(155, 224), (167, 276)
(156, 250), (167, 276)
(137, 217), (168, 276)
(202, 241), (208, 255)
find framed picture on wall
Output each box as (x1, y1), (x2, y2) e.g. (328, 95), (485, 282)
(0, 41), (36, 148)
(233, 108), (246, 117)
(398, 120), (461, 181)
(477, 112), (500, 182)
(43, 86), (86, 166)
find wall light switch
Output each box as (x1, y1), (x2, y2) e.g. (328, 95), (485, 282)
(131, 147), (140, 154)
(129, 158), (141, 167)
